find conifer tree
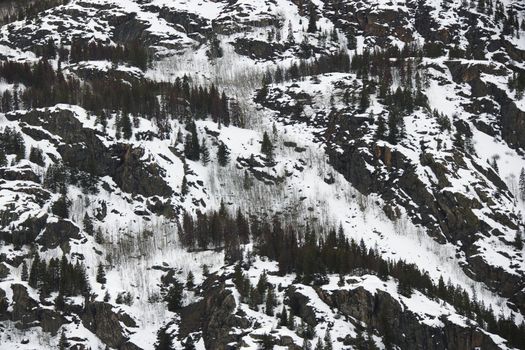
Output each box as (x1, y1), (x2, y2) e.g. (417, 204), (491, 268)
(265, 285), (277, 316)
(307, 5), (317, 33)
(0, 147), (6, 167)
(155, 327), (173, 350)
(21, 261), (28, 281)
(96, 263), (106, 284)
(515, 230), (523, 250)
(28, 253), (40, 289)
(201, 139), (210, 165)
(261, 132), (274, 160)
(217, 142), (230, 166)
(186, 271), (195, 290)
(58, 330), (68, 350)
(181, 175), (189, 196)
(243, 171), (252, 190)
(83, 213), (94, 236)
(375, 116), (386, 140)
(519, 167), (525, 201)
(121, 113), (132, 140)
(165, 279), (184, 311)
(279, 306), (288, 327)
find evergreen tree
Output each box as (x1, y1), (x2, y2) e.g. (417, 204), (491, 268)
(0, 147), (6, 167)
(183, 335), (196, 350)
(515, 230), (523, 250)
(165, 279), (184, 311)
(287, 21), (295, 43)
(265, 285), (277, 316)
(52, 193), (70, 218)
(307, 5), (317, 33)
(96, 263), (106, 284)
(155, 327), (173, 350)
(121, 113), (132, 139)
(519, 167), (525, 201)
(21, 261), (28, 281)
(279, 306), (288, 327)
(243, 171), (252, 190)
(28, 253), (40, 289)
(261, 132), (274, 161)
(201, 139), (210, 165)
(186, 271), (195, 290)
(181, 175), (189, 196)
(58, 330), (68, 350)
(217, 142), (230, 166)
(375, 116), (386, 140)
(83, 213), (94, 236)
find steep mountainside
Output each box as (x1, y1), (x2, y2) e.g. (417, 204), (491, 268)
(0, 0), (524, 349)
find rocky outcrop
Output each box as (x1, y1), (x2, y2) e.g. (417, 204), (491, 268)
(179, 275), (250, 349)
(10, 284), (66, 334)
(316, 286), (503, 350)
(6, 108), (173, 198)
(36, 219), (82, 250)
(81, 301), (138, 349)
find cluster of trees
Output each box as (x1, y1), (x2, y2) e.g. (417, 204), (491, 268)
(44, 162), (98, 195)
(178, 207), (525, 349)
(0, 126), (25, 163)
(27, 254), (90, 298)
(179, 202), (248, 263)
(69, 39), (149, 70)
(0, 0), (70, 25)
(0, 60), (234, 138)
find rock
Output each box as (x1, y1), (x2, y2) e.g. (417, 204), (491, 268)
(81, 302), (129, 348)
(0, 263), (9, 280)
(36, 220), (82, 250)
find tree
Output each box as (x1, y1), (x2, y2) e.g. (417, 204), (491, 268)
(0, 147), (6, 167)
(243, 171), (252, 190)
(155, 327), (173, 350)
(265, 285), (277, 316)
(52, 193), (70, 219)
(279, 306), (288, 327)
(519, 167), (525, 201)
(183, 335), (196, 350)
(515, 231), (523, 250)
(181, 175), (189, 196)
(307, 5), (317, 33)
(375, 116), (386, 140)
(201, 139), (210, 165)
(21, 261), (28, 281)
(121, 113), (132, 139)
(261, 132), (274, 161)
(28, 253), (41, 289)
(165, 280), (184, 311)
(58, 330), (68, 350)
(83, 213), (94, 236)
(186, 271), (195, 290)
(217, 142), (230, 166)
(96, 263), (106, 284)
(287, 21), (295, 43)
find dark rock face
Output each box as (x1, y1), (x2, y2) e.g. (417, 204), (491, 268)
(0, 166), (40, 183)
(36, 219), (82, 250)
(6, 108), (173, 198)
(179, 275), (250, 349)
(10, 284), (66, 334)
(232, 38), (285, 60)
(316, 286), (502, 350)
(81, 302), (130, 349)
(0, 263), (9, 280)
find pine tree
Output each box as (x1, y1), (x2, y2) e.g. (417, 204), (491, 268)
(155, 327), (173, 350)
(279, 306), (288, 327)
(375, 116), (386, 140)
(287, 21), (295, 43)
(21, 261), (28, 281)
(58, 330), (68, 350)
(201, 139), (210, 165)
(515, 230), (523, 250)
(181, 175), (189, 196)
(0, 147), (6, 167)
(96, 263), (106, 284)
(28, 253), (40, 289)
(52, 193), (70, 219)
(243, 171), (252, 190)
(265, 285), (277, 316)
(121, 113), (132, 140)
(83, 213), (94, 236)
(217, 142), (230, 166)
(519, 167), (525, 201)
(307, 5), (317, 33)
(165, 280), (184, 311)
(183, 335), (196, 350)
(261, 132), (274, 161)
(186, 271), (195, 290)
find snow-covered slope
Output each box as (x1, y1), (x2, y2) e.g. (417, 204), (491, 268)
(0, 0), (524, 349)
